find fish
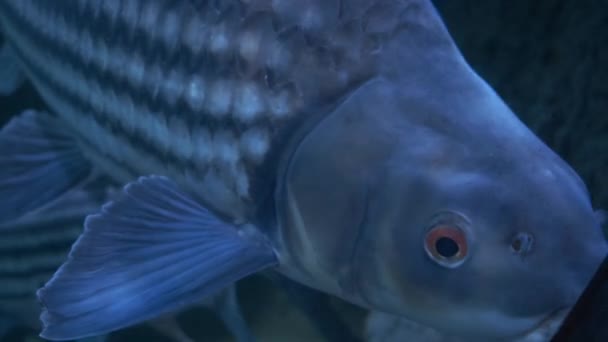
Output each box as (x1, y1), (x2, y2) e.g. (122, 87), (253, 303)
(0, 0), (606, 341)
(0, 178), (255, 342)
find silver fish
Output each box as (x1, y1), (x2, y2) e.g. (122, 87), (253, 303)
(0, 0), (605, 341)
(0, 180), (255, 342)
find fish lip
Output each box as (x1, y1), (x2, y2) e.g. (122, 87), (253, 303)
(519, 306), (571, 340)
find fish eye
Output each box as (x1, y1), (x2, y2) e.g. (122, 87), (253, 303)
(424, 225), (469, 268)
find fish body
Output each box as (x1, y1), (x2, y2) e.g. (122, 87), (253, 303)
(0, 0), (606, 341)
(0, 0), (376, 221)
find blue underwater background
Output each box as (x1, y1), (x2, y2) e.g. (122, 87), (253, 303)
(0, 0), (606, 341)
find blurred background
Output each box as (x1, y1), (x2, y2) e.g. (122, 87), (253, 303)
(1, 0), (606, 341)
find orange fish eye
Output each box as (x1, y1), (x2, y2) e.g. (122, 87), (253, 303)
(424, 225), (468, 268)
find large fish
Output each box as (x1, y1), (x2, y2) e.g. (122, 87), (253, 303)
(0, 178), (255, 342)
(0, 0), (606, 341)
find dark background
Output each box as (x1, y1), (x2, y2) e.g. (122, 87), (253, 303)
(438, 0), (608, 216)
(1, 0), (606, 341)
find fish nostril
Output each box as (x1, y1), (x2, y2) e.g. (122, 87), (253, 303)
(511, 232), (534, 255)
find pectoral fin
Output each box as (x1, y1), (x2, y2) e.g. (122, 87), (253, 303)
(0, 110), (92, 222)
(37, 176), (278, 341)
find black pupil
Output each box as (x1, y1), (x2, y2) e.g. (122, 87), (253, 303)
(435, 237), (459, 258)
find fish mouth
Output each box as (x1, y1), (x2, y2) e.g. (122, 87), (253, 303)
(515, 307), (571, 341)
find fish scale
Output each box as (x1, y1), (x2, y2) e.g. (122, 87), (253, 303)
(0, 0), (385, 220)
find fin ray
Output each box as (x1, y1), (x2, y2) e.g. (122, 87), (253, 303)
(38, 176), (278, 340)
(0, 110), (92, 223)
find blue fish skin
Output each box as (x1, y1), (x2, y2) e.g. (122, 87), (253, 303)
(0, 0), (605, 341)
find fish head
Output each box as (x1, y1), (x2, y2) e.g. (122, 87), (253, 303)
(362, 143), (607, 339)
(353, 72), (608, 338)
(278, 68), (607, 339)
